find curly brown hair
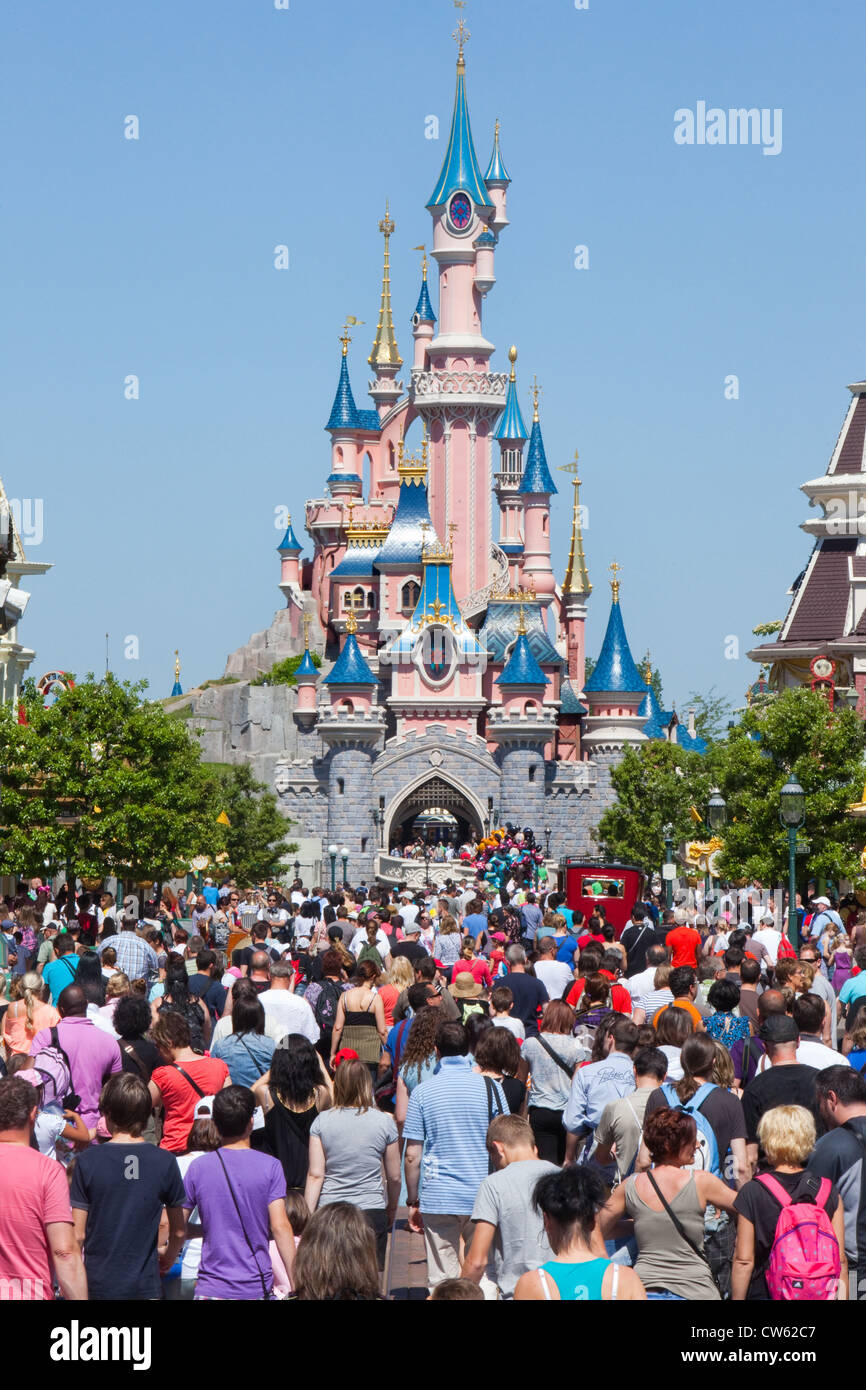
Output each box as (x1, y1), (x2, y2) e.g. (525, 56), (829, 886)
(399, 1006), (440, 1085)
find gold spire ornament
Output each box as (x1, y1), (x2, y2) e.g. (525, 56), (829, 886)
(174, 649), (181, 683)
(414, 244), (429, 280)
(368, 201), (402, 369)
(452, 2), (470, 68)
(340, 316), (364, 355)
(516, 605), (527, 636)
(345, 610), (358, 635)
(643, 653), (653, 684)
(531, 375), (541, 423)
(609, 559), (622, 603)
(302, 612), (311, 650)
(559, 450), (591, 597)
(508, 344), (518, 382)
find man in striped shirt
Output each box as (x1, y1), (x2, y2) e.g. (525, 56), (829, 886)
(404, 1020), (506, 1293)
(96, 918), (160, 987)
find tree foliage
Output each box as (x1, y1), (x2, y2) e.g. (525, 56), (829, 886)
(684, 686), (732, 745)
(596, 740), (719, 869)
(251, 652), (321, 687)
(204, 763), (295, 883)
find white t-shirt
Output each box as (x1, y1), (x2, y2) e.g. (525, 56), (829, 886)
(627, 966), (658, 1001)
(259, 987), (320, 1045)
(350, 927), (391, 960)
(751, 927), (782, 965)
(211, 1013), (286, 1045)
(534, 959), (574, 1000)
(492, 1015), (526, 1043)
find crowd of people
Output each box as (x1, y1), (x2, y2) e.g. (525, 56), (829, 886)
(0, 867), (864, 1303)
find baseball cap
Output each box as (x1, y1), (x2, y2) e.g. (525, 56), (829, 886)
(812, 896), (831, 908)
(405, 923), (422, 935)
(759, 1015), (799, 1045)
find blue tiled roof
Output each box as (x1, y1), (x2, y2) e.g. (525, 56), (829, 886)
(519, 419), (557, 495)
(325, 353), (381, 433)
(673, 724), (707, 755)
(323, 631), (377, 687)
(496, 632), (549, 687)
(495, 374), (528, 443)
(413, 277), (437, 325)
(276, 521), (302, 553)
(640, 682), (674, 739)
(330, 540), (382, 579)
(498, 542), (524, 555)
(376, 475), (433, 566)
(475, 230), (497, 246)
(427, 63), (494, 212)
(559, 679), (587, 715)
(584, 599), (644, 694)
(327, 353), (359, 431)
(295, 649), (318, 680)
(327, 473), (362, 487)
(171, 679), (183, 697)
(478, 602), (564, 667)
(484, 126), (511, 186)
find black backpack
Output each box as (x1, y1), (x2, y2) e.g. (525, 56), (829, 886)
(314, 980), (344, 1033)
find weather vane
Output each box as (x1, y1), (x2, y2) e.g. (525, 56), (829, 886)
(558, 449), (582, 485)
(452, 1), (469, 61)
(413, 243), (428, 278)
(340, 316), (364, 355)
(379, 199), (395, 238)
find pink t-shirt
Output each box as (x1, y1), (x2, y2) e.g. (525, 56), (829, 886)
(0, 1144), (73, 1299)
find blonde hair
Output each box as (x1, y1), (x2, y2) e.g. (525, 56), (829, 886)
(710, 1037), (735, 1091)
(757, 1104), (816, 1167)
(105, 971), (131, 1000)
(653, 963), (672, 989)
(438, 914), (459, 936)
(387, 957), (415, 992)
(10, 972), (45, 1033)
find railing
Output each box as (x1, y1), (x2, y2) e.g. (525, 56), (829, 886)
(460, 543), (511, 619)
(411, 368), (508, 405)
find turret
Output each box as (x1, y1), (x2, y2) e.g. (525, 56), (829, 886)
(518, 382), (557, 598)
(326, 322), (367, 497)
(277, 514), (303, 599)
(489, 608), (555, 827)
(368, 202), (403, 413)
(322, 610), (379, 716)
(581, 565), (648, 754)
(294, 616), (319, 726)
(559, 452), (591, 691)
(484, 119), (511, 235)
(171, 649), (182, 698)
(494, 345), (528, 585)
(410, 247), (436, 370)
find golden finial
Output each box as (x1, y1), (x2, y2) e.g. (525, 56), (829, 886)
(344, 610), (358, 635)
(414, 244), (428, 280)
(346, 498), (355, 529)
(302, 613), (311, 650)
(369, 201), (402, 369)
(174, 649), (180, 682)
(508, 345), (518, 382)
(516, 605), (527, 636)
(560, 451), (590, 596)
(531, 375), (541, 423)
(494, 117), (501, 142)
(452, 2), (470, 67)
(340, 316), (364, 356)
(447, 521), (458, 557)
(609, 559), (622, 604)
(643, 652), (653, 684)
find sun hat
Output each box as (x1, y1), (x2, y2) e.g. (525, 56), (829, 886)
(449, 971), (483, 999)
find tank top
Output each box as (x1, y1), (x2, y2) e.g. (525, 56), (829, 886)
(624, 1172), (719, 1300)
(538, 1258), (616, 1301)
(261, 1095), (317, 1188)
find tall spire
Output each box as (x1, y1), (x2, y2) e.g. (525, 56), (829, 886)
(560, 452), (591, 596)
(412, 244), (436, 324)
(583, 565), (645, 695)
(171, 649), (182, 698)
(484, 119), (511, 186)
(495, 346), (529, 443)
(368, 202), (402, 370)
(519, 381), (557, 495)
(427, 22), (493, 212)
(327, 319), (364, 430)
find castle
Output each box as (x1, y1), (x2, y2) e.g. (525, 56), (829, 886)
(180, 28), (703, 886)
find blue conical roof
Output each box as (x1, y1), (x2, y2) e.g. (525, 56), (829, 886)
(484, 124), (511, 185)
(427, 61), (494, 212)
(277, 520), (302, 553)
(640, 681), (675, 739)
(323, 631), (377, 687)
(413, 275), (436, 325)
(171, 679), (183, 697)
(376, 472), (433, 566)
(584, 598), (645, 694)
(495, 373), (528, 443)
(496, 632), (549, 688)
(295, 648), (318, 681)
(519, 419), (557, 494)
(326, 353), (360, 431)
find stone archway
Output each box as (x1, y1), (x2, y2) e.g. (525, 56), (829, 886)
(385, 774), (485, 851)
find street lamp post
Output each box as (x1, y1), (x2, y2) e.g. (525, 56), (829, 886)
(340, 846), (349, 885)
(663, 823), (675, 910)
(424, 846), (431, 888)
(780, 777), (806, 952)
(293, 859), (301, 881)
(544, 825), (552, 859)
(706, 789), (727, 913)
(328, 844), (338, 893)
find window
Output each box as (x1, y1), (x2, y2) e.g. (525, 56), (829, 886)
(367, 591), (377, 610)
(528, 765), (536, 782)
(343, 587), (366, 611)
(339, 700), (354, 715)
(420, 626), (451, 685)
(361, 836), (368, 852)
(337, 777), (345, 794)
(401, 580), (421, 614)
(542, 513), (549, 536)
(525, 701), (539, 718)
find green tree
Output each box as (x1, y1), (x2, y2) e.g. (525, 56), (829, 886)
(251, 652), (321, 687)
(205, 763), (295, 883)
(716, 687), (866, 885)
(595, 740), (720, 870)
(0, 674), (221, 884)
(684, 686), (732, 745)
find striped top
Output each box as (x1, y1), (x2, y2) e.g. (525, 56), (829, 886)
(403, 1057), (506, 1215)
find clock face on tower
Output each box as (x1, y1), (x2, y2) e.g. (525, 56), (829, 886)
(448, 191), (472, 231)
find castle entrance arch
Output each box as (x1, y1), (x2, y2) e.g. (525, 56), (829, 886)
(386, 775), (485, 850)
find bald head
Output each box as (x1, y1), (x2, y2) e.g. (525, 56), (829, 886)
(249, 951), (271, 977)
(757, 988), (785, 1021)
(57, 984), (87, 1017)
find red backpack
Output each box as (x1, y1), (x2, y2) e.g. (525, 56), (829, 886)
(757, 1173), (840, 1301)
(776, 933), (797, 962)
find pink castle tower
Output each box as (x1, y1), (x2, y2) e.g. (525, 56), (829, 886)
(560, 453), (591, 693)
(413, 24), (509, 605)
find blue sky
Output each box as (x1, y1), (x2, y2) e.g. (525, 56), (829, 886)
(2, 0), (864, 715)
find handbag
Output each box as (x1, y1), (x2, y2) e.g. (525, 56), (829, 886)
(534, 1033), (577, 1080)
(215, 1150), (273, 1300)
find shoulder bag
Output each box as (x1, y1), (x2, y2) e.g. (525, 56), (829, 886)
(215, 1150), (273, 1300)
(644, 1170), (722, 1293)
(534, 1033), (577, 1080)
